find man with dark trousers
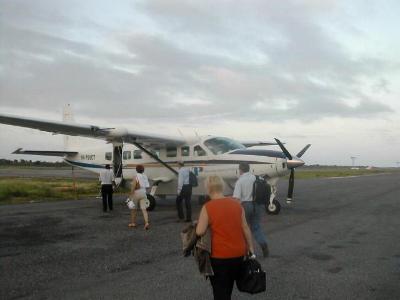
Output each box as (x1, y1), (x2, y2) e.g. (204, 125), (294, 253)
(176, 161), (192, 222)
(99, 164), (115, 212)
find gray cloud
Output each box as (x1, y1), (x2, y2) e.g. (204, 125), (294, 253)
(0, 0), (396, 125)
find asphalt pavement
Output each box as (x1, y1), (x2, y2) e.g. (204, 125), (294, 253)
(1, 173), (400, 299)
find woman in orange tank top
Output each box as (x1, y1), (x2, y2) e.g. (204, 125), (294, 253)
(196, 175), (255, 300)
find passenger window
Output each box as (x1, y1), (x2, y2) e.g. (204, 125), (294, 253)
(133, 150), (142, 159)
(151, 148), (160, 158)
(194, 145), (207, 157)
(166, 146), (177, 157)
(105, 152), (112, 161)
(181, 146), (190, 157)
(123, 151), (131, 160)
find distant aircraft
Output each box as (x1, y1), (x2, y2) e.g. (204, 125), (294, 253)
(0, 109), (310, 214)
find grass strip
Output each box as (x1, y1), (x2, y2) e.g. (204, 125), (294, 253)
(0, 177), (129, 205)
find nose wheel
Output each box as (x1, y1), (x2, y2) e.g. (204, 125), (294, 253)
(266, 199), (281, 215)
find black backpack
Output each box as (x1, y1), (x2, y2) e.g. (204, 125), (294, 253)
(189, 171), (198, 187)
(252, 176), (271, 205)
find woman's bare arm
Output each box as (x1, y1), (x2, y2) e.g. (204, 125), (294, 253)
(196, 206), (209, 236)
(241, 209), (255, 254)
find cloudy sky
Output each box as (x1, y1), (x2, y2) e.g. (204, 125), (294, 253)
(0, 0), (399, 166)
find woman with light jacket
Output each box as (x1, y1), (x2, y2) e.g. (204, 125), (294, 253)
(196, 175), (255, 300)
(129, 165), (150, 230)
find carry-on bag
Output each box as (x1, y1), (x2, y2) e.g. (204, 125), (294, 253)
(236, 257), (266, 294)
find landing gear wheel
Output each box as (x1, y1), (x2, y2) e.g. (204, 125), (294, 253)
(266, 199), (281, 215)
(146, 194), (156, 211)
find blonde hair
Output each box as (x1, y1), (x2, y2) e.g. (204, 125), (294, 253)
(205, 175), (225, 195)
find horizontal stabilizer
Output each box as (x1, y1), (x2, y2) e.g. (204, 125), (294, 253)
(12, 148), (78, 157)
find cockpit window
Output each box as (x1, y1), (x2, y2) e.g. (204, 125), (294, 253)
(204, 137), (245, 155)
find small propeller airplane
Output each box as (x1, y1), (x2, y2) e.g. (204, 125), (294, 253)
(0, 107), (310, 214)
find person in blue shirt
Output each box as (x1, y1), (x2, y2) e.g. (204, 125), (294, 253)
(176, 161), (192, 222)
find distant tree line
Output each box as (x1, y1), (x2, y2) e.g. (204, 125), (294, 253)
(0, 159), (69, 167)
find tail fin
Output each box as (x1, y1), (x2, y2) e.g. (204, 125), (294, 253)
(62, 104), (79, 150)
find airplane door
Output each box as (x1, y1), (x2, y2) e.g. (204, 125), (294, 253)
(113, 145), (123, 180)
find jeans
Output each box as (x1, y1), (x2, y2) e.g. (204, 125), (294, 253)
(176, 185), (192, 220)
(242, 202), (268, 247)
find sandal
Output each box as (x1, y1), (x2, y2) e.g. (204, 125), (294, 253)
(128, 223), (137, 228)
(144, 223), (150, 230)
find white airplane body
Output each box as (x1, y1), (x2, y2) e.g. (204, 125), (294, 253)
(60, 141), (288, 193)
(0, 109), (310, 214)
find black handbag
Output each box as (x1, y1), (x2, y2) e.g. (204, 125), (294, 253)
(236, 257), (266, 294)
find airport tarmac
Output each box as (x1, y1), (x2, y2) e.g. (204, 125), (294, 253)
(1, 173), (400, 299)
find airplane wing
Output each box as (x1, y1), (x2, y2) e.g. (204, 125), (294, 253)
(12, 148), (78, 157)
(0, 113), (185, 147)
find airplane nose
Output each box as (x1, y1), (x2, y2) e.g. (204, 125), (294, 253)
(287, 157), (305, 168)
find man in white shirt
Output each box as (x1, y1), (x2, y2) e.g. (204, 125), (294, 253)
(233, 162), (269, 257)
(99, 164), (115, 212)
(176, 161), (192, 222)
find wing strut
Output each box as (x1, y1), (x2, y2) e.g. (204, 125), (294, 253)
(133, 143), (178, 176)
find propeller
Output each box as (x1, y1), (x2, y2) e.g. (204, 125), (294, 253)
(297, 144), (311, 158)
(274, 138), (292, 160)
(274, 138), (311, 203)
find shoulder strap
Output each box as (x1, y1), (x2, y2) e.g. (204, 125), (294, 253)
(252, 176), (257, 202)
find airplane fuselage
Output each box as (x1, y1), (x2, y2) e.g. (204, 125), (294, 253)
(63, 138), (291, 196)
